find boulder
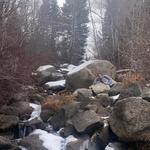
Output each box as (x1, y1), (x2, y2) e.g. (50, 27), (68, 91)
(40, 109), (54, 122)
(0, 136), (18, 149)
(35, 65), (63, 85)
(60, 125), (76, 138)
(73, 88), (92, 108)
(48, 109), (66, 130)
(110, 97), (150, 141)
(90, 83), (110, 95)
(66, 60), (116, 90)
(96, 93), (112, 107)
(72, 110), (103, 133)
(73, 88), (92, 98)
(11, 102), (33, 120)
(19, 134), (47, 150)
(49, 101), (80, 130)
(0, 115), (19, 131)
(109, 83), (142, 100)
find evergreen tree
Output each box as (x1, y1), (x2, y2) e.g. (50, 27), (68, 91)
(62, 0), (89, 65)
(35, 0), (60, 60)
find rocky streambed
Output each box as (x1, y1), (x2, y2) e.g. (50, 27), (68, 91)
(0, 60), (150, 150)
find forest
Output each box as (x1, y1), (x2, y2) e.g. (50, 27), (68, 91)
(0, 0), (150, 150)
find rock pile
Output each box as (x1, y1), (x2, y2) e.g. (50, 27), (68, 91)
(0, 60), (149, 150)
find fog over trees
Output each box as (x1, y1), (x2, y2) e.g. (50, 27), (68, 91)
(0, 0), (150, 104)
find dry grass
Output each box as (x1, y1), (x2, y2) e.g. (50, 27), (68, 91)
(121, 72), (144, 87)
(42, 92), (76, 112)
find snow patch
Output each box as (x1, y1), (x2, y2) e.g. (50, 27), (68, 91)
(111, 94), (120, 100)
(19, 146), (28, 150)
(60, 64), (76, 72)
(28, 103), (41, 121)
(37, 65), (54, 72)
(45, 80), (66, 88)
(105, 144), (115, 150)
(31, 129), (78, 150)
(68, 60), (95, 75)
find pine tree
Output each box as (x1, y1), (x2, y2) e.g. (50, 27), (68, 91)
(36, 0), (60, 60)
(62, 0), (89, 65)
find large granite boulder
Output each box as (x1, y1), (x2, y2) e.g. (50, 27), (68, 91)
(66, 60), (116, 90)
(110, 97), (150, 141)
(71, 110), (103, 133)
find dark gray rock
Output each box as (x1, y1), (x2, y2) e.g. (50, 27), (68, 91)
(11, 101), (33, 120)
(0, 115), (19, 131)
(109, 83), (142, 100)
(72, 110), (103, 133)
(19, 134), (47, 150)
(40, 109), (54, 122)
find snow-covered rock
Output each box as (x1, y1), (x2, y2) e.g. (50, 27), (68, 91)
(35, 65), (63, 85)
(44, 80), (66, 92)
(28, 103), (41, 121)
(20, 129), (78, 150)
(37, 65), (54, 72)
(60, 64), (76, 73)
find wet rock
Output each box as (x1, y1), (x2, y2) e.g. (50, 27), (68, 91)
(110, 97), (150, 141)
(72, 110), (103, 133)
(66, 60), (116, 90)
